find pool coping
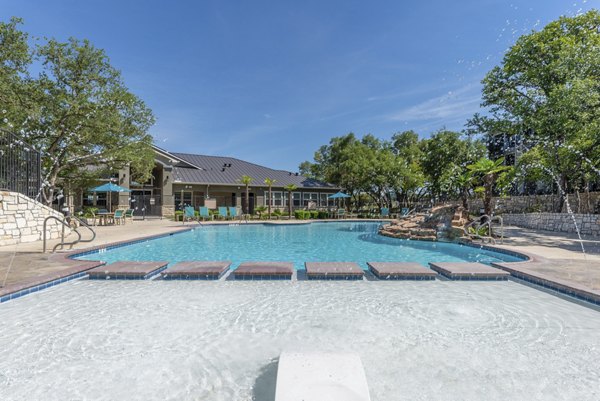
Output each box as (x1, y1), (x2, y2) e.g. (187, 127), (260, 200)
(1, 222), (599, 307)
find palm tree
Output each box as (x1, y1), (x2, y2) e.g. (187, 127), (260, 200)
(264, 178), (276, 219)
(239, 175), (254, 214)
(467, 157), (510, 216)
(254, 205), (267, 219)
(283, 184), (297, 218)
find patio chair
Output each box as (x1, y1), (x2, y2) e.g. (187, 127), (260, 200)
(183, 206), (197, 223)
(124, 209), (134, 223)
(228, 206), (239, 220)
(199, 206), (212, 221)
(113, 209), (125, 225)
(337, 208), (346, 219)
(380, 207), (390, 218)
(217, 206), (229, 220)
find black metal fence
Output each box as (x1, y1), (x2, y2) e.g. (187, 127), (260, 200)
(0, 129), (42, 199)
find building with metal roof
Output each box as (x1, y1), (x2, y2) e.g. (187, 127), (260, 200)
(88, 145), (338, 217)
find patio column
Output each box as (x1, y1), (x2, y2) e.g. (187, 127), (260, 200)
(118, 166), (130, 210)
(161, 166), (175, 217)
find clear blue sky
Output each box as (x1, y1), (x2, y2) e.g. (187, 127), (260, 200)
(1, 0), (597, 171)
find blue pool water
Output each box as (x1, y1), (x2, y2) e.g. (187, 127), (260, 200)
(75, 222), (524, 269)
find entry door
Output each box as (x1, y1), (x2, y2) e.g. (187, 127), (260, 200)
(241, 193), (255, 214)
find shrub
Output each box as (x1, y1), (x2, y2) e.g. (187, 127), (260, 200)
(310, 211), (319, 219)
(317, 211), (328, 219)
(81, 207), (98, 218)
(294, 210), (304, 220)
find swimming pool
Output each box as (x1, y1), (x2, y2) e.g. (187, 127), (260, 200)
(74, 222), (524, 269)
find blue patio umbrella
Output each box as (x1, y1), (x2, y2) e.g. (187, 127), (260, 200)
(89, 182), (131, 212)
(328, 191), (351, 209)
(328, 191), (351, 199)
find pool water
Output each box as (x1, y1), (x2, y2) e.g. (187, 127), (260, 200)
(0, 280), (598, 400)
(75, 222), (524, 268)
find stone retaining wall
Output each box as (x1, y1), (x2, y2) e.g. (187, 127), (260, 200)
(470, 192), (600, 215)
(501, 213), (600, 237)
(0, 191), (70, 246)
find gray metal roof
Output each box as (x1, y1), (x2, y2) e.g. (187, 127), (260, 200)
(169, 152), (336, 189)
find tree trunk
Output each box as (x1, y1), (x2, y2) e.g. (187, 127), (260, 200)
(288, 191), (292, 218)
(556, 175), (567, 213)
(461, 188), (469, 211)
(484, 174), (493, 216)
(268, 187), (272, 219)
(245, 185), (249, 214)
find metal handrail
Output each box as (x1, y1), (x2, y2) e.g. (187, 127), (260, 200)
(72, 215), (97, 243)
(43, 216), (81, 253)
(463, 214), (502, 244)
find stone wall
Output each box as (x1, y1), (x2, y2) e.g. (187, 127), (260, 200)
(469, 192), (600, 215)
(0, 191), (70, 246)
(502, 213), (600, 237)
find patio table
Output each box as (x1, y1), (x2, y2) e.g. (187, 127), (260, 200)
(96, 212), (115, 226)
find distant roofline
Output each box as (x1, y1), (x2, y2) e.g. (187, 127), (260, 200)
(170, 151), (301, 175)
(151, 144), (205, 171)
(170, 179), (336, 190)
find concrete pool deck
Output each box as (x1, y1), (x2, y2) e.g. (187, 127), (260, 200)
(0, 219), (599, 303)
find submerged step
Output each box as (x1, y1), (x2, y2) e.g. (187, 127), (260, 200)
(161, 261), (231, 280)
(275, 351), (371, 401)
(367, 262), (436, 280)
(233, 262), (294, 280)
(428, 262), (510, 280)
(88, 261), (169, 280)
(305, 262), (364, 280)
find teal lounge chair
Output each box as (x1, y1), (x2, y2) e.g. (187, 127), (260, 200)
(183, 206), (196, 223)
(380, 207), (390, 218)
(218, 206), (229, 220)
(124, 209), (134, 223)
(113, 209), (125, 225)
(337, 208), (346, 219)
(199, 206), (212, 221)
(228, 206), (238, 220)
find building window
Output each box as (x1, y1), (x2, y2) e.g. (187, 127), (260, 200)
(292, 192), (301, 207)
(302, 192), (318, 207)
(320, 193), (330, 207)
(174, 191), (192, 211)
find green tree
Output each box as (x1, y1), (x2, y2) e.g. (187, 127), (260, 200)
(0, 19), (155, 205)
(467, 157), (511, 215)
(283, 184), (297, 218)
(421, 130), (486, 201)
(264, 177), (276, 219)
(239, 175), (254, 214)
(472, 10), (600, 211)
(390, 130), (426, 207)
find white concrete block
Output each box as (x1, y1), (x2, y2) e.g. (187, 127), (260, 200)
(275, 351), (371, 401)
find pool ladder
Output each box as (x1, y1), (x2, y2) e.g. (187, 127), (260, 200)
(43, 215), (96, 253)
(463, 215), (503, 244)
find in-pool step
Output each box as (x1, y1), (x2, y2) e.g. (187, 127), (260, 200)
(304, 262), (364, 280)
(88, 261), (169, 280)
(367, 262), (437, 280)
(233, 262), (294, 280)
(428, 262), (510, 281)
(161, 261), (231, 280)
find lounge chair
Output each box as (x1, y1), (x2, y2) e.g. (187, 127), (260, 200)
(228, 206), (238, 220)
(380, 207), (390, 218)
(124, 209), (134, 223)
(217, 206), (229, 220)
(183, 206), (196, 223)
(113, 209), (125, 225)
(199, 206), (212, 221)
(337, 208), (346, 219)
